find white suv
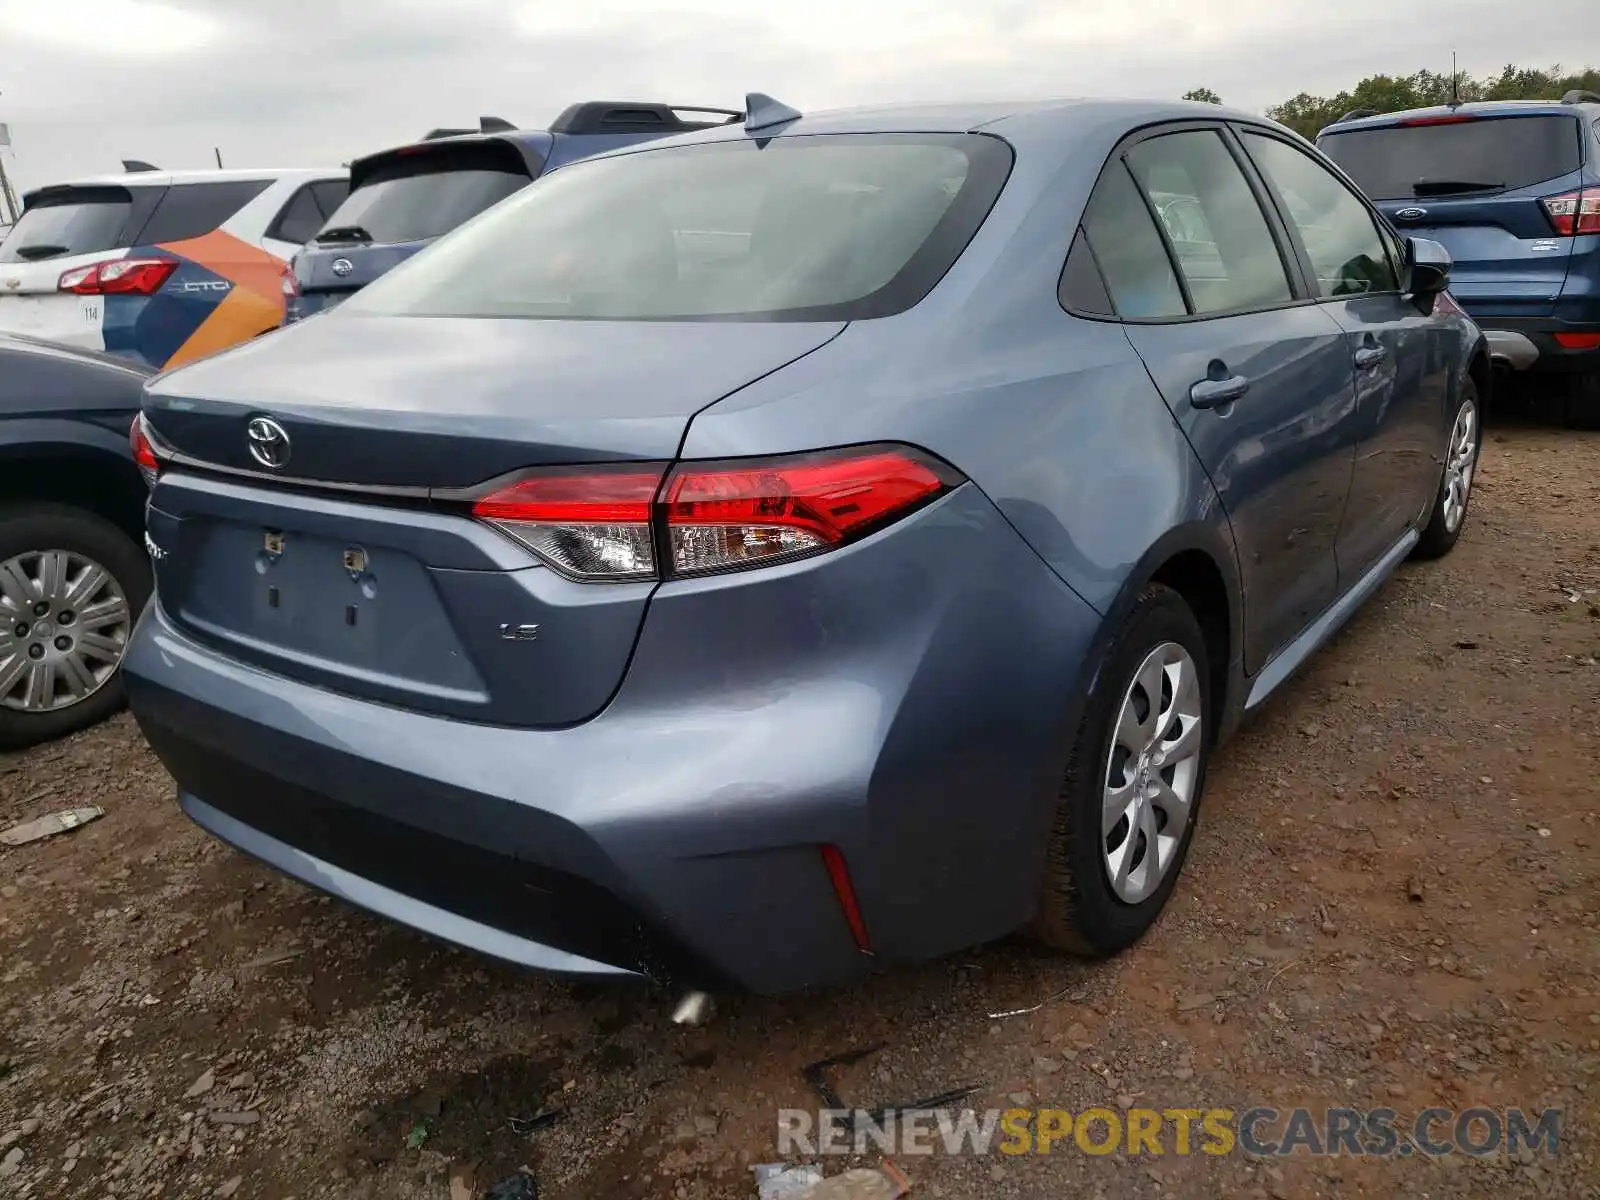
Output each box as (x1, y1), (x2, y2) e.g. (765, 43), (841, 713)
(0, 167), (347, 370)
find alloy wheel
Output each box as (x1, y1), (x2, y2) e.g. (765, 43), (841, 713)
(1441, 397), (1479, 534)
(0, 549), (132, 713)
(1102, 641), (1204, 904)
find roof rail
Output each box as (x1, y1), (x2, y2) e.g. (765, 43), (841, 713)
(120, 159), (160, 173)
(548, 101), (741, 136)
(1561, 89), (1600, 105)
(1336, 108), (1382, 124)
(744, 93), (803, 133)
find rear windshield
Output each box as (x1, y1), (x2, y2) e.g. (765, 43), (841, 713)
(0, 187), (133, 263)
(349, 133), (1013, 322)
(1319, 114), (1583, 200)
(319, 151), (533, 244)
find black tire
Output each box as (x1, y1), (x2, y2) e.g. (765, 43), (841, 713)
(0, 504), (152, 751)
(1565, 373), (1600, 431)
(1032, 583), (1212, 955)
(1413, 377), (1483, 561)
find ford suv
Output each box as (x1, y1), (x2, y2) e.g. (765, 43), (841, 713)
(1319, 91), (1600, 427)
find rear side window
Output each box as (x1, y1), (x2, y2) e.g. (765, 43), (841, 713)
(1080, 163), (1187, 319)
(134, 179), (272, 244)
(1318, 115), (1583, 200)
(1123, 131), (1294, 316)
(322, 145), (533, 244)
(0, 186), (134, 263)
(311, 180), (349, 216)
(1242, 132), (1399, 298)
(351, 133), (1014, 322)
(268, 186), (324, 244)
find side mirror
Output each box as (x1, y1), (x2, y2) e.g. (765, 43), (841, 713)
(1404, 237), (1451, 309)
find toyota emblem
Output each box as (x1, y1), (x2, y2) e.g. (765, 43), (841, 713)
(331, 258), (354, 278)
(246, 416), (292, 470)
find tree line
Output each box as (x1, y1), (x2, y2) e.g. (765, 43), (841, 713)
(1182, 65), (1600, 139)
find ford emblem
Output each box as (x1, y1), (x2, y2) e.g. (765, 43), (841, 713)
(1394, 207), (1428, 221)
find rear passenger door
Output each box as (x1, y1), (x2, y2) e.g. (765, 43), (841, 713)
(1239, 129), (1450, 580)
(1074, 124), (1360, 673)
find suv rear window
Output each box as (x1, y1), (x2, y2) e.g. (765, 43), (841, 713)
(0, 186), (136, 263)
(1319, 115), (1583, 200)
(350, 133), (1014, 322)
(320, 145), (534, 244)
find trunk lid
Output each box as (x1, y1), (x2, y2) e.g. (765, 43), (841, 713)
(1320, 112), (1585, 319)
(142, 312), (844, 726)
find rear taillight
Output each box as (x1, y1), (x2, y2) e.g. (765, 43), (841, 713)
(469, 445), (961, 582)
(472, 466), (665, 581)
(661, 448), (955, 576)
(1399, 114), (1477, 127)
(1542, 189), (1600, 236)
(1554, 331), (1600, 351)
(129, 414), (161, 488)
(1433, 290), (1465, 316)
(280, 264), (301, 298)
(60, 257), (178, 296)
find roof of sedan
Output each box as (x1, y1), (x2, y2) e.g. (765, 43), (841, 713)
(601, 96), (1282, 147)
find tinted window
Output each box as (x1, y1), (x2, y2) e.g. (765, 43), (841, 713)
(268, 186), (323, 245)
(1318, 115), (1583, 200)
(1059, 228), (1113, 315)
(1124, 131), (1294, 315)
(311, 180), (349, 217)
(352, 134), (1013, 322)
(0, 187), (133, 263)
(1081, 162), (1187, 319)
(135, 179), (271, 243)
(1244, 132), (1399, 297)
(321, 156), (530, 244)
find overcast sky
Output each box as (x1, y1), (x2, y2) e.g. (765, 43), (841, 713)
(2, 0), (1597, 195)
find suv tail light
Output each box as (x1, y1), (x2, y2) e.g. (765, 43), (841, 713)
(129, 413), (162, 489)
(280, 264), (301, 299)
(469, 445), (962, 582)
(1542, 189), (1600, 236)
(60, 257), (179, 296)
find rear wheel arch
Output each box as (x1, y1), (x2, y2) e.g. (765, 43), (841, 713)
(1090, 525), (1243, 744)
(0, 442), (147, 543)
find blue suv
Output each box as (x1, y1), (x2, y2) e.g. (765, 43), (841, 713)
(286, 101), (741, 322)
(1319, 90), (1600, 427)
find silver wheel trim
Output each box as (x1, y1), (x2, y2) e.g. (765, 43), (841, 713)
(1102, 641), (1204, 904)
(1441, 397), (1478, 534)
(0, 549), (132, 713)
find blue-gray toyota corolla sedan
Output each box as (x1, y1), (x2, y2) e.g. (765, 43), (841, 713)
(124, 96), (1488, 995)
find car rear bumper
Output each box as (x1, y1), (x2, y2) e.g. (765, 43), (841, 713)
(0, 295), (107, 354)
(125, 485), (1105, 993)
(1471, 316), (1600, 374)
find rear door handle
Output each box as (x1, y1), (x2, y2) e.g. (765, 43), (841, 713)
(1355, 345), (1388, 370)
(1189, 374), (1250, 409)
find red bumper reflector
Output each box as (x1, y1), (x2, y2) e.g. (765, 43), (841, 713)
(820, 844), (873, 953)
(1553, 332), (1600, 351)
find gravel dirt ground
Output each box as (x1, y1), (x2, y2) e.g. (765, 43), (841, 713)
(1, 405), (1597, 1200)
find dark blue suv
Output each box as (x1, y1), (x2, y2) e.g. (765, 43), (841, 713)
(286, 101), (740, 322)
(1319, 90), (1600, 427)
